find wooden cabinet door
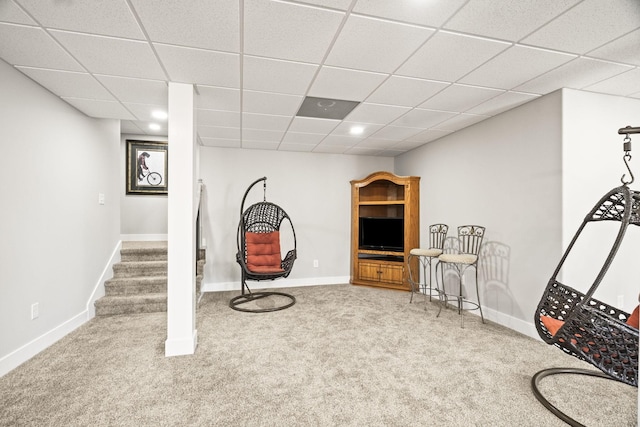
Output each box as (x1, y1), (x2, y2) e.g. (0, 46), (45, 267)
(379, 263), (404, 285)
(359, 262), (381, 282)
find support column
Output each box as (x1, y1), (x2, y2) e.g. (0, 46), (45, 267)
(165, 82), (197, 357)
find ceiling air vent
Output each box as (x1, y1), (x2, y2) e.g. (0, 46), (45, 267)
(296, 96), (360, 120)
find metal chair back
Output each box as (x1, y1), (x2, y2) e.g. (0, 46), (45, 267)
(458, 225), (485, 257)
(428, 223), (448, 250)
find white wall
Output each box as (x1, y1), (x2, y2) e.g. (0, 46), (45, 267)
(561, 89), (640, 313)
(198, 147), (393, 290)
(395, 91), (564, 336)
(120, 134), (168, 239)
(0, 60), (121, 374)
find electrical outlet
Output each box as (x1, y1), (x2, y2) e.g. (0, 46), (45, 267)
(98, 193), (105, 205)
(313, 259), (319, 268)
(31, 303), (39, 320)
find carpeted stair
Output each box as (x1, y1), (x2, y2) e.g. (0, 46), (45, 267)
(94, 241), (205, 316)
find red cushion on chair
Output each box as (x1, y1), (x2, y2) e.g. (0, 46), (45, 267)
(627, 305), (639, 329)
(245, 231), (285, 273)
(540, 315), (565, 336)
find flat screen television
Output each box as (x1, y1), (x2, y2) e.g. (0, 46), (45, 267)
(359, 217), (404, 252)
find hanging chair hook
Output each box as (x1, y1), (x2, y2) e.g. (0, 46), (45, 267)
(621, 134), (634, 185)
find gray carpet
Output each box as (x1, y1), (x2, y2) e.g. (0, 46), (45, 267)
(1, 284), (636, 426)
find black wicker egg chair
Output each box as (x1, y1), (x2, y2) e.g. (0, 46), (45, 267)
(230, 177), (297, 313)
(532, 127), (639, 427)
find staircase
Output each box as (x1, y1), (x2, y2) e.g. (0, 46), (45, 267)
(94, 241), (205, 316)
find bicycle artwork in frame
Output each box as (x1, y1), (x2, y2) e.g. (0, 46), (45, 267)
(126, 140), (168, 195)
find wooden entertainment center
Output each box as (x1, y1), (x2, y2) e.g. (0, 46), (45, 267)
(350, 171), (420, 291)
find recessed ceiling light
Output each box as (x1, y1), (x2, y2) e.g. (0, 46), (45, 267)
(350, 126), (364, 135)
(152, 110), (168, 120)
(149, 123), (161, 131)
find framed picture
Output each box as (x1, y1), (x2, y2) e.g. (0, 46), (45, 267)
(126, 140), (168, 195)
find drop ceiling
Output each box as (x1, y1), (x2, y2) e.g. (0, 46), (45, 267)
(1, 0), (639, 156)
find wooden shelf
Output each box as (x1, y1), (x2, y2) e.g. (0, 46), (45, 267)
(350, 171), (420, 291)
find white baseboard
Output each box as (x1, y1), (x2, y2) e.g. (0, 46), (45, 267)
(86, 240), (122, 320)
(0, 311), (87, 377)
(121, 234), (168, 241)
(165, 330), (198, 357)
(201, 276), (350, 293)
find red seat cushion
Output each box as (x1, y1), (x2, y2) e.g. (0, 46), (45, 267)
(245, 231), (284, 273)
(627, 305), (639, 329)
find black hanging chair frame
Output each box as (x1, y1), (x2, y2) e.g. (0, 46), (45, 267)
(532, 127), (639, 427)
(230, 177), (297, 313)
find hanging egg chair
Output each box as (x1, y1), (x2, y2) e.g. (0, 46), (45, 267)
(532, 126), (639, 426)
(230, 177), (297, 313)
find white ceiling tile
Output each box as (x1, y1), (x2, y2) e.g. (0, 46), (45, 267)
(197, 126), (240, 140)
(356, 138), (396, 149)
(405, 129), (453, 143)
(353, 0), (467, 27)
(467, 91), (539, 115)
(243, 113), (292, 132)
(522, 0), (640, 54)
(588, 28), (640, 66)
(62, 97), (136, 120)
(242, 129), (285, 142)
(459, 45), (576, 89)
(196, 86), (240, 111)
(16, 67), (114, 100)
(391, 108), (456, 128)
(129, 0), (238, 52)
(0, 24), (83, 71)
(370, 125), (423, 140)
(244, 0), (344, 63)
(199, 137), (241, 148)
(515, 57), (634, 94)
(320, 135), (363, 146)
(16, 0), (144, 39)
(278, 143), (316, 152)
(131, 120), (167, 135)
(330, 122), (383, 138)
(123, 103), (168, 122)
(282, 132), (327, 144)
(583, 68), (640, 97)
(288, 116), (340, 133)
(376, 148), (405, 157)
(345, 103), (411, 124)
(444, 0), (580, 41)
(345, 146), (385, 156)
(242, 90), (303, 116)
(325, 15), (434, 73)
(50, 30), (165, 79)
(309, 66), (387, 101)
(365, 76), (449, 107)
(432, 113), (489, 131)
(243, 56), (318, 95)
(154, 44), (239, 87)
(95, 75), (167, 105)
(197, 109), (240, 127)
(419, 84), (503, 112)
(292, 1), (352, 10)
(0, 1), (36, 25)
(242, 140), (279, 150)
(120, 120), (144, 134)
(313, 144), (349, 154)
(397, 31), (510, 81)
